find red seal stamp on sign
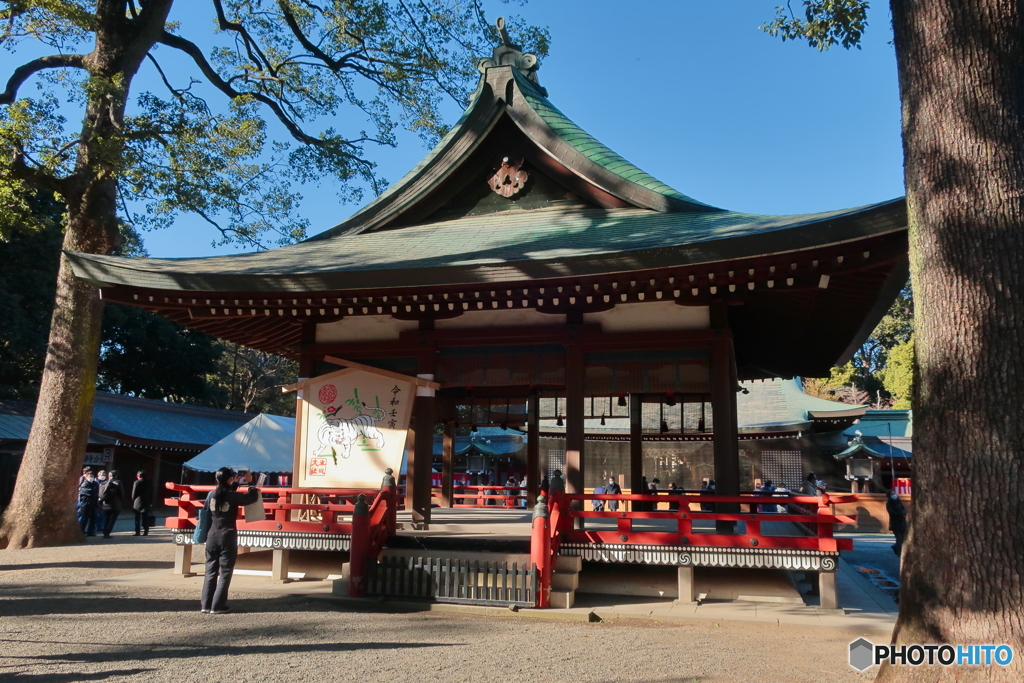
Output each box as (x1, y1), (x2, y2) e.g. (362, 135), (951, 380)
(318, 384), (337, 405)
(308, 458), (327, 477)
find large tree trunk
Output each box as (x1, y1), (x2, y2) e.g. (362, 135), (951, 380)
(0, 0), (173, 549)
(0, 219), (112, 548)
(882, 1), (1024, 679)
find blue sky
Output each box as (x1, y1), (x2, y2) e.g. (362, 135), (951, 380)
(98, 2), (905, 258)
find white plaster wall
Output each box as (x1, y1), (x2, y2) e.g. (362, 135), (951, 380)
(585, 301), (709, 333)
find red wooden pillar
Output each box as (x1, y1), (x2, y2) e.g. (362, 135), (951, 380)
(348, 494), (369, 597)
(564, 344), (585, 529)
(527, 393), (539, 508)
(530, 499), (551, 608)
(710, 334), (740, 532)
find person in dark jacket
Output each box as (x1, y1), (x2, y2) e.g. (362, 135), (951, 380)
(201, 467), (260, 614)
(132, 471), (154, 536)
(886, 489), (908, 556)
(605, 477), (621, 512)
(700, 479), (716, 512)
(99, 470), (124, 538)
(78, 471), (99, 536)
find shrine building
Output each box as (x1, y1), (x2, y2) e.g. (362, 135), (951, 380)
(68, 34), (908, 529)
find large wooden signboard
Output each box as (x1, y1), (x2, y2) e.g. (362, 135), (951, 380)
(293, 367), (415, 489)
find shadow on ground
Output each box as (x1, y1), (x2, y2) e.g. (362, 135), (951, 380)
(0, 561), (172, 572)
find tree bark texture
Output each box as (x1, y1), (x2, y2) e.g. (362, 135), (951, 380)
(0, 0), (173, 548)
(883, 1), (1024, 679)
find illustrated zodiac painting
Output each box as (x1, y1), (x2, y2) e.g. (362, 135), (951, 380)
(315, 385), (387, 463)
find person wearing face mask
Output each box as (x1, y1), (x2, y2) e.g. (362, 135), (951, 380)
(886, 489), (908, 556)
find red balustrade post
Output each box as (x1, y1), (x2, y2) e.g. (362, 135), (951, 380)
(382, 468), (398, 534)
(817, 492), (837, 552)
(348, 494), (370, 597)
(530, 495), (551, 608)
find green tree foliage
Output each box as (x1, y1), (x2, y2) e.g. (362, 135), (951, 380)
(760, 0), (869, 51)
(855, 281), (913, 375)
(0, 0), (549, 247)
(0, 191), (64, 399)
(205, 341), (297, 416)
(881, 334), (913, 408)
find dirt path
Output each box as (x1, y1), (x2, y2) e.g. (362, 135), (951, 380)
(0, 529), (876, 683)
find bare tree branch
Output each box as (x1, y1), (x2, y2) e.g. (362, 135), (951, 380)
(158, 30), (365, 160)
(1, 54), (86, 104)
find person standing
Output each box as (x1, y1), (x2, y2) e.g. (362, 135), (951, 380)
(758, 479), (776, 514)
(78, 471), (99, 536)
(802, 473), (820, 497)
(132, 471), (154, 536)
(99, 470), (124, 538)
(605, 477), (621, 512)
(201, 467), (259, 614)
(886, 489), (908, 556)
(95, 469), (108, 532)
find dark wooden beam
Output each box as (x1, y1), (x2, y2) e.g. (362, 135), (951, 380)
(710, 336), (740, 532)
(441, 420), (454, 508)
(527, 393), (539, 508)
(565, 340), (585, 528)
(629, 393), (643, 497)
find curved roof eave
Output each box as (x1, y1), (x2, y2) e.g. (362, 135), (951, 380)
(66, 198), (906, 293)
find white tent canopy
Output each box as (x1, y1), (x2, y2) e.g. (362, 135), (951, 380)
(183, 413), (295, 473)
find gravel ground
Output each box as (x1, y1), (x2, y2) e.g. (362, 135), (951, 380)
(1, 529), (877, 683)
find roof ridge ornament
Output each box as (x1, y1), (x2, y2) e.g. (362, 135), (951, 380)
(478, 16), (542, 86)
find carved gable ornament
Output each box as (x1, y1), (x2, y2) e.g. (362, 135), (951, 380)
(490, 155), (529, 197)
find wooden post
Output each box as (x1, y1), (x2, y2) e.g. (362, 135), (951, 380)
(407, 347), (436, 528)
(527, 393), (539, 508)
(710, 336), (740, 532)
(629, 393), (643, 506)
(272, 549), (291, 583)
(348, 494), (369, 597)
(819, 571), (839, 609)
(173, 544), (193, 576)
(441, 421), (454, 508)
(565, 345), (585, 529)
(675, 565), (695, 603)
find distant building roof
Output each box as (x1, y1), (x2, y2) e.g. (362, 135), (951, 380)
(0, 393), (255, 451)
(842, 409), (912, 458)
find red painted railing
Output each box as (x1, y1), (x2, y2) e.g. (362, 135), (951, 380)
(531, 490), (856, 607)
(164, 482), (398, 596)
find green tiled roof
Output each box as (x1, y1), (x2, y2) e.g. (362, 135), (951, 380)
(512, 69), (717, 209)
(67, 200), (905, 293)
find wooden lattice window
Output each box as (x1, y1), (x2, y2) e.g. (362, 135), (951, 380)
(760, 451), (803, 490)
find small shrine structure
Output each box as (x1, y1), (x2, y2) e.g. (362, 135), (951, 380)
(69, 28), (908, 530)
